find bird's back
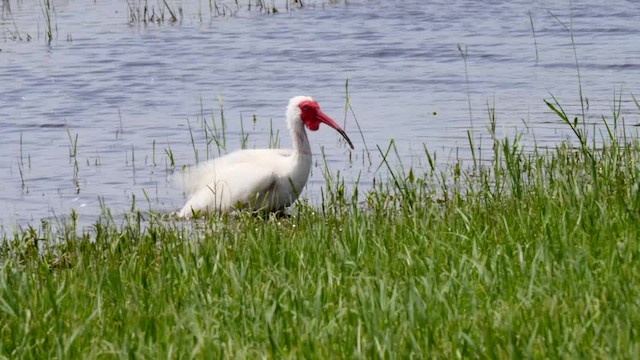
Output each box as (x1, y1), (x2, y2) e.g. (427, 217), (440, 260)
(177, 148), (307, 217)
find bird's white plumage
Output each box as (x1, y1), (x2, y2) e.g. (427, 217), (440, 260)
(177, 148), (311, 217)
(177, 96), (317, 218)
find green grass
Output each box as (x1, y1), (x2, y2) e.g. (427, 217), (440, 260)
(2, 98), (640, 358)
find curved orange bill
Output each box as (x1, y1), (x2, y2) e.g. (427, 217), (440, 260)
(317, 110), (355, 149)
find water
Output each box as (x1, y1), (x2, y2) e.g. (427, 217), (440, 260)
(1, 0), (639, 228)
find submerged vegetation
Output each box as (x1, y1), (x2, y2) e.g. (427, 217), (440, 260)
(1, 94), (640, 357)
(123, 0), (348, 25)
(1, 0), (346, 42)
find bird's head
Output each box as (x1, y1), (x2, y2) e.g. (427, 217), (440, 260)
(287, 96), (354, 149)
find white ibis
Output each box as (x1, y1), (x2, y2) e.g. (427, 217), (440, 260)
(177, 96), (354, 218)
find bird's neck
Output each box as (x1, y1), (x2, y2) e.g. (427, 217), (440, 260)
(291, 122), (312, 156)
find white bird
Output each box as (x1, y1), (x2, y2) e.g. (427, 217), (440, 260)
(177, 96), (354, 218)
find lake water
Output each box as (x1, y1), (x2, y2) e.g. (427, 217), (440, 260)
(1, 0), (639, 228)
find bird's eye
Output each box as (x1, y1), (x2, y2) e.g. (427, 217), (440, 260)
(302, 105), (309, 111)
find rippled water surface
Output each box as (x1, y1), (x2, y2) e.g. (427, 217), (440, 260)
(1, 0), (640, 227)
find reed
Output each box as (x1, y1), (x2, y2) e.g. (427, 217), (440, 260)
(457, 44), (473, 129)
(126, 0), (182, 25)
(344, 79), (372, 166)
(163, 144), (175, 170)
(66, 127), (79, 187)
(549, 9), (586, 125)
(41, 0), (53, 43)
(2, 0), (32, 42)
(528, 10), (539, 62)
(268, 117), (280, 149)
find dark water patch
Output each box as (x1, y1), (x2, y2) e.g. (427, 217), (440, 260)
(39, 123), (67, 128)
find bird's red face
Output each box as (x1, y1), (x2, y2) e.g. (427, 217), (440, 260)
(298, 100), (354, 149)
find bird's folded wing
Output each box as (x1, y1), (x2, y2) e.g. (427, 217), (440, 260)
(220, 164), (278, 207)
(178, 163), (278, 215)
(178, 149), (291, 196)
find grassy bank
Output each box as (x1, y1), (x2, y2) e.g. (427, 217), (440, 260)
(1, 100), (640, 358)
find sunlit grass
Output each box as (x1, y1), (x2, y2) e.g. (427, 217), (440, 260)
(1, 94), (640, 357)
